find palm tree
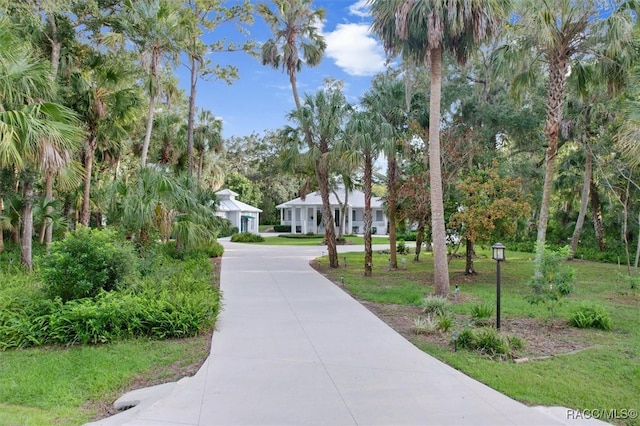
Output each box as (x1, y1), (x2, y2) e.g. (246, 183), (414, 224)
(493, 0), (638, 270)
(346, 109), (391, 276)
(67, 51), (143, 227)
(371, 0), (510, 296)
(193, 110), (223, 188)
(116, 0), (187, 168)
(361, 74), (407, 269)
(285, 88), (351, 268)
(0, 20), (84, 269)
(258, 0), (326, 111)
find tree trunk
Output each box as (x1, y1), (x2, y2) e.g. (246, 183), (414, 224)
(21, 179), (34, 270)
(414, 221), (425, 262)
(81, 139), (97, 226)
(465, 238), (475, 275)
(634, 211), (640, 273)
(289, 70), (302, 111)
(187, 54), (198, 175)
(0, 197), (4, 253)
(590, 180), (605, 251)
(39, 170), (54, 254)
(141, 56), (158, 168)
(47, 12), (61, 78)
(536, 49), (568, 272)
(428, 48), (450, 296)
(387, 154), (398, 269)
(364, 151), (373, 277)
(317, 158), (338, 268)
(569, 148), (592, 260)
(197, 149), (204, 188)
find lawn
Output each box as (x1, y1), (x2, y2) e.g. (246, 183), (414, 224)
(255, 234), (390, 246)
(0, 336), (210, 425)
(315, 246), (640, 426)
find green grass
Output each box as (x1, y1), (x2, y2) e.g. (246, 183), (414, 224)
(254, 235), (390, 246)
(318, 248), (640, 424)
(0, 337), (210, 425)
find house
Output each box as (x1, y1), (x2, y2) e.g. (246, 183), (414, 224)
(215, 189), (262, 233)
(276, 188), (387, 235)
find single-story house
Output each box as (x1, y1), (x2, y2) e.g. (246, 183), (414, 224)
(215, 189), (262, 233)
(276, 188), (387, 235)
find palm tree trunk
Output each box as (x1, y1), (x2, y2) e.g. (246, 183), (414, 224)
(21, 179), (34, 270)
(197, 150), (204, 188)
(40, 170), (54, 254)
(317, 158), (339, 268)
(569, 148), (592, 259)
(387, 155), (398, 269)
(428, 48), (450, 296)
(187, 54), (198, 175)
(81, 140), (97, 226)
(591, 180), (605, 251)
(289, 71), (302, 111)
(140, 90), (156, 168)
(536, 49), (568, 271)
(364, 151), (373, 277)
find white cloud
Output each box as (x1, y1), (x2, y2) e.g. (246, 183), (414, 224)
(349, 0), (370, 17)
(324, 23), (386, 77)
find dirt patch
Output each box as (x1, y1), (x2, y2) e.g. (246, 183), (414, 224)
(316, 263), (595, 360)
(361, 300), (592, 358)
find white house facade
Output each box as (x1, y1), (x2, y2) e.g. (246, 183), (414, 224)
(215, 189), (262, 233)
(276, 188), (387, 235)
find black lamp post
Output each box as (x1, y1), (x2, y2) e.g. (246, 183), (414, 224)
(491, 243), (506, 330)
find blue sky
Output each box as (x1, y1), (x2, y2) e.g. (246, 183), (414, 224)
(178, 0), (387, 139)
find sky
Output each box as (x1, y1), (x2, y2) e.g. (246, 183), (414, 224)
(177, 0), (388, 139)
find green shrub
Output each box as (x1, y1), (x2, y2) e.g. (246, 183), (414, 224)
(526, 244), (576, 320)
(422, 295), (451, 316)
(471, 303), (494, 325)
(216, 219), (236, 238)
(438, 315), (453, 332)
(40, 227), (139, 302)
(413, 315), (438, 334)
(278, 233), (323, 239)
(454, 327), (523, 359)
(1, 253), (220, 349)
(273, 225), (291, 232)
(570, 304), (612, 330)
(230, 232), (265, 243)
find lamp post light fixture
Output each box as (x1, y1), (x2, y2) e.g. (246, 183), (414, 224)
(491, 243), (506, 330)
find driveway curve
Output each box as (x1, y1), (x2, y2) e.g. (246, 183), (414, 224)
(89, 241), (599, 426)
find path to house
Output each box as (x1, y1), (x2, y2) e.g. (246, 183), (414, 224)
(89, 241), (605, 426)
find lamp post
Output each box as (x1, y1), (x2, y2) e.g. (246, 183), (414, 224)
(491, 243), (506, 330)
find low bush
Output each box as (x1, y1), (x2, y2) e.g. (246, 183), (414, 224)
(0, 247), (220, 350)
(278, 233), (323, 239)
(397, 232), (418, 241)
(40, 227), (139, 302)
(273, 225), (291, 232)
(570, 303), (612, 330)
(230, 232), (265, 243)
(422, 295), (451, 316)
(471, 303), (494, 326)
(454, 327), (523, 359)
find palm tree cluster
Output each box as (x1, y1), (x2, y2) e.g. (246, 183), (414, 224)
(257, 0), (640, 296)
(0, 1), (253, 269)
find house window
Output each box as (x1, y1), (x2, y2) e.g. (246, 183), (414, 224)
(334, 209), (340, 227)
(286, 210), (291, 221)
(352, 210), (356, 221)
(375, 210), (383, 222)
(309, 209), (314, 220)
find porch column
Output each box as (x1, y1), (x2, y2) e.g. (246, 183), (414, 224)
(302, 206), (308, 234)
(347, 205), (353, 234)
